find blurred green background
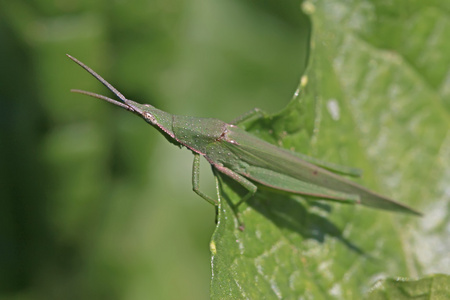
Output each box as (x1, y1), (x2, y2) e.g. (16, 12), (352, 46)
(0, 0), (310, 299)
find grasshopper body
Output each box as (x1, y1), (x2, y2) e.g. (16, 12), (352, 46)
(68, 54), (422, 217)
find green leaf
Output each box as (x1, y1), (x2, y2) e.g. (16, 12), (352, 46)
(367, 274), (450, 300)
(211, 0), (450, 298)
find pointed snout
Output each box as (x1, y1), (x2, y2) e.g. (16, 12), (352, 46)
(122, 99), (148, 116)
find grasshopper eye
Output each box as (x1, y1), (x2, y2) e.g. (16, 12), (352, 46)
(144, 112), (156, 123)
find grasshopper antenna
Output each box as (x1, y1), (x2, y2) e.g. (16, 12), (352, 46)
(70, 89), (134, 112)
(66, 54), (127, 102)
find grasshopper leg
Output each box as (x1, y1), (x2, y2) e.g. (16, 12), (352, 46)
(212, 163), (257, 204)
(212, 163), (258, 230)
(192, 153), (218, 206)
(230, 108), (267, 125)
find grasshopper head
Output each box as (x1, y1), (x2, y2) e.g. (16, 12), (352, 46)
(68, 54), (173, 134)
(120, 100), (170, 129)
(67, 54), (159, 122)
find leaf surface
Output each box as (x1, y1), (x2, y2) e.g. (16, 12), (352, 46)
(367, 274), (450, 300)
(210, 1), (450, 298)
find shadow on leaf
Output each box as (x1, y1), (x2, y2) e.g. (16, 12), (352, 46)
(217, 172), (367, 256)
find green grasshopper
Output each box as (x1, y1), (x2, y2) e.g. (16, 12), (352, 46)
(67, 54), (422, 219)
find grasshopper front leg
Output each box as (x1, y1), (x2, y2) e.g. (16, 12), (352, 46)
(192, 153), (218, 206)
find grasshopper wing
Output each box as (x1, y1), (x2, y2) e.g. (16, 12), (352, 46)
(221, 125), (422, 216)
